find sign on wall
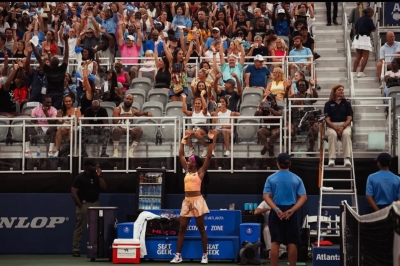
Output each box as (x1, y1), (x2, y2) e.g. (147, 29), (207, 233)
(384, 3), (400, 27)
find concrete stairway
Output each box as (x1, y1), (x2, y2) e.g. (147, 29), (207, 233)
(312, 3), (388, 157)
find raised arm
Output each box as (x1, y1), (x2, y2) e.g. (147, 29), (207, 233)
(62, 33), (69, 65)
(181, 94), (192, 116)
(198, 131), (214, 178)
(30, 41), (45, 68)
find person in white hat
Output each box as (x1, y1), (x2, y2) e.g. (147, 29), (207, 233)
(244, 54), (271, 92)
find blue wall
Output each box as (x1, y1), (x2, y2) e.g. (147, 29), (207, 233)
(0, 193), (371, 254)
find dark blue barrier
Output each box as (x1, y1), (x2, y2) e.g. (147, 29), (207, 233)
(144, 209), (241, 260)
(0, 193), (371, 254)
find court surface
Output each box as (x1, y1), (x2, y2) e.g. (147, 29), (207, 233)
(0, 255), (313, 265)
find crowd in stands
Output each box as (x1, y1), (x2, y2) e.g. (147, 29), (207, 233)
(0, 2), (392, 161)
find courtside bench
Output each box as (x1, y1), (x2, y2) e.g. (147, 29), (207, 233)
(144, 209), (242, 261)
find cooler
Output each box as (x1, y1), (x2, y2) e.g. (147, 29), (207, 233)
(117, 222), (134, 239)
(112, 239), (140, 264)
(239, 223), (261, 259)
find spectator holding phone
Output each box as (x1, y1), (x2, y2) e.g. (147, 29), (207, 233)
(255, 94), (283, 157)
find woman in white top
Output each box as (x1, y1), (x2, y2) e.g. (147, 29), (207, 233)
(210, 97), (240, 157)
(53, 95), (82, 157)
(182, 93), (210, 158)
(158, 11), (171, 38)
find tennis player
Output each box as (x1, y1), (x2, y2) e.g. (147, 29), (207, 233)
(263, 153), (307, 266)
(170, 130), (214, 264)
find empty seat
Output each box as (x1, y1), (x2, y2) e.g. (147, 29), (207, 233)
(236, 118), (259, 143)
(165, 102), (186, 118)
(142, 101), (164, 119)
(130, 77), (152, 97)
(126, 88), (146, 110)
(11, 115), (33, 142)
(242, 88), (263, 103)
(103, 105), (116, 124)
(147, 89), (169, 109)
(160, 119), (179, 143)
(239, 101), (260, 116)
(132, 102), (141, 112)
(100, 101), (116, 109)
(137, 119), (158, 143)
(0, 116), (10, 142)
(22, 102), (40, 116)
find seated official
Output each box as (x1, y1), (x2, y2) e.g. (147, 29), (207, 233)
(255, 94), (283, 157)
(286, 79), (319, 155)
(366, 153), (400, 213)
(324, 84), (353, 167)
(81, 100), (111, 158)
(255, 201), (287, 259)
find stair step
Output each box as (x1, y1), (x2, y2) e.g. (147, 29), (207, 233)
(323, 179), (354, 182)
(321, 206), (340, 209)
(322, 190), (356, 195)
(323, 165), (352, 171)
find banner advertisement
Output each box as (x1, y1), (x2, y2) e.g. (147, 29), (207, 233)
(384, 3), (400, 27)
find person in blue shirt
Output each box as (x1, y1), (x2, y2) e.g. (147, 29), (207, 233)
(366, 153), (400, 213)
(244, 54), (271, 91)
(263, 153), (307, 266)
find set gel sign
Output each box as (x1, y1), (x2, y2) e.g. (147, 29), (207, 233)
(0, 217), (68, 228)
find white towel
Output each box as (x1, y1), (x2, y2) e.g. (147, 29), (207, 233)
(133, 211), (158, 258)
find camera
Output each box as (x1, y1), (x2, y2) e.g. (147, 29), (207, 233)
(296, 109), (324, 134)
(263, 102), (271, 108)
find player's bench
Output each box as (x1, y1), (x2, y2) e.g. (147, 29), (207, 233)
(143, 209), (242, 261)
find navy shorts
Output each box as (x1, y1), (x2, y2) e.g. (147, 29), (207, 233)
(268, 205), (300, 245)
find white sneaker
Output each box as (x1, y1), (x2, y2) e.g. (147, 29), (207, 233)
(357, 72), (367, 78)
(351, 72), (357, 78)
(170, 253), (183, 264)
(211, 151), (215, 157)
(113, 149), (119, 158)
(328, 159), (335, 167)
(48, 151), (57, 158)
(201, 148), (208, 158)
(224, 150), (231, 157)
(344, 158), (351, 167)
(201, 254), (208, 264)
(129, 147), (134, 158)
(189, 147), (195, 156)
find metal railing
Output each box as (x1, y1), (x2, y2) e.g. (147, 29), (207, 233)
(182, 116), (283, 173)
(285, 97), (392, 156)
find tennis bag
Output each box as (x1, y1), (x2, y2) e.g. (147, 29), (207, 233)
(145, 210), (180, 236)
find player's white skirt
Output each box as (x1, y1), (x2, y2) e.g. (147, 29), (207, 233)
(351, 35), (372, 51)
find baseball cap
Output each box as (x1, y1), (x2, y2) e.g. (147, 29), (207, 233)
(84, 159), (96, 167)
(223, 79), (236, 87)
(278, 9), (285, 14)
(374, 153), (392, 163)
(277, 153), (291, 164)
(254, 54), (265, 61)
(22, 10), (29, 15)
(169, 36), (178, 42)
(212, 27), (220, 32)
(126, 35), (135, 41)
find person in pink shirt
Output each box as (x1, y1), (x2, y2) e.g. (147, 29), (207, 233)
(24, 96), (58, 158)
(118, 20), (143, 80)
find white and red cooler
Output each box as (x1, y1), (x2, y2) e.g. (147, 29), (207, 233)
(112, 239), (140, 264)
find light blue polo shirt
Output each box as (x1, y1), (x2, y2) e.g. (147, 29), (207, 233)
(366, 170), (400, 205)
(263, 170), (307, 206)
(380, 42), (400, 62)
(289, 47), (312, 62)
(205, 37), (228, 50)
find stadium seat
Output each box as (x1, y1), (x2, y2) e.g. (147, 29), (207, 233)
(137, 119), (158, 143)
(22, 102), (40, 116)
(0, 116), (10, 142)
(11, 115), (33, 142)
(142, 101), (164, 119)
(100, 101), (116, 109)
(239, 101), (259, 116)
(242, 88), (263, 103)
(165, 102), (186, 118)
(236, 118), (259, 143)
(147, 89), (169, 109)
(186, 87), (194, 110)
(126, 88), (146, 110)
(130, 77), (152, 97)
(132, 102), (141, 112)
(103, 105), (116, 124)
(160, 119), (180, 143)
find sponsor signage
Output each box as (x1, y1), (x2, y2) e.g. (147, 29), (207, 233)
(312, 244), (340, 266)
(384, 3), (400, 26)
